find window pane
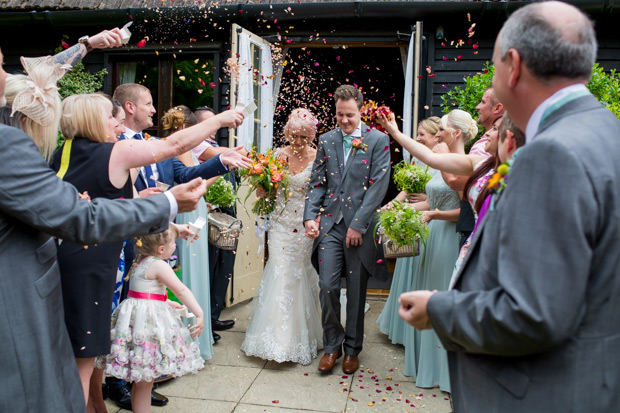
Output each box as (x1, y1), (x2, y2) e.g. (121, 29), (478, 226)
(172, 58), (215, 110)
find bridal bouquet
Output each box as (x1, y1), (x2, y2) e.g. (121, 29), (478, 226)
(393, 161), (432, 195)
(376, 201), (429, 248)
(204, 177), (237, 209)
(237, 148), (290, 216)
(361, 100), (393, 132)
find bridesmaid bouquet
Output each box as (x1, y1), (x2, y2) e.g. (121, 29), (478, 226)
(393, 161), (432, 195)
(238, 148), (290, 217)
(376, 201), (430, 248)
(204, 177), (237, 209)
(361, 100), (393, 132)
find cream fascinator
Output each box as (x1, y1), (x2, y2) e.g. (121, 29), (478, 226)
(10, 56), (71, 127)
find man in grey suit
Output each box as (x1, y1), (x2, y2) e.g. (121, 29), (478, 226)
(0, 49), (208, 412)
(399, 2), (620, 411)
(304, 85), (390, 375)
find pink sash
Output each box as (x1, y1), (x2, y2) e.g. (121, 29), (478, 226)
(128, 289), (167, 302)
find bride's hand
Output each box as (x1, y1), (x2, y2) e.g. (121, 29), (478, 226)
(256, 188), (268, 198)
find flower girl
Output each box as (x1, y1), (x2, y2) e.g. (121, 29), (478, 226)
(98, 227), (205, 412)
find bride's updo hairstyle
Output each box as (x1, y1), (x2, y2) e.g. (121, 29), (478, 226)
(442, 109), (479, 142)
(283, 108), (318, 142)
(161, 105), (197, 137)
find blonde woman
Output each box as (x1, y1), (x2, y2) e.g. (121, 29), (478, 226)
(376, 117), (441, 345)
(241, 108), (323, 365)
(49, 94), (244, 405)
(377, 110), (469, 393)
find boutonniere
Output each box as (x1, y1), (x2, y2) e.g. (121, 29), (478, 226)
(352, 138), (368, 153)
(144, 132), (151, 140)
(487, 160), (511, 195)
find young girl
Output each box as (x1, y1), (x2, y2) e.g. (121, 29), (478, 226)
(98, 227), (205, 412)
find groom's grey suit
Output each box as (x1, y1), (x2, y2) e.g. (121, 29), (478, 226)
(0, 124), (171, 412)
(427, 94), (620, 412)
(304, 124), (390, 355)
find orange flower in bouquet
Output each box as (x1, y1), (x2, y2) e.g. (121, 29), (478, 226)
(238, 148), (290, 216)
(361, 100), (393, 132)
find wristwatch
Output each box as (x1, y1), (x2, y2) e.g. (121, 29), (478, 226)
(78, 35), (93, 52)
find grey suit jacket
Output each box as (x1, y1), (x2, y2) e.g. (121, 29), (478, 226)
(0, 125), (170, 412)
(427, 94), (620, 412)
(304, 124), (390, 279)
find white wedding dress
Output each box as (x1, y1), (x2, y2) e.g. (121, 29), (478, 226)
(241, 161), (323, 365)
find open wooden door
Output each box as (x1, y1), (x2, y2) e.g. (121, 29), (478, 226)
(226, 24), (276, 306)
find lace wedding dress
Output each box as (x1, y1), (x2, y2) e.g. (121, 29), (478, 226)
(241, 161), (323, 365)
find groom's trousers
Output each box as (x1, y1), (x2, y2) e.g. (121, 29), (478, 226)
(318, 220), (370, 356)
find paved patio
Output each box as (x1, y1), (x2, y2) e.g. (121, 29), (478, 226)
(104, 296), (452, 413)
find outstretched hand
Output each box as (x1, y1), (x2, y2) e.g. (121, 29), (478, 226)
(169, 178), (208, 213)
(215, 110), (245, 129)
(220, 146), (252, 169)
(376, 112), (399, 135)
(90, 28), (123, 49)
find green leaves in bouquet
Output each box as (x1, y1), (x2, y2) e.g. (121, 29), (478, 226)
(393, 161), (432, 195)
(237, 148), (290, 217)
(204, 176), (237, 209)
(376, 201), (430, 247)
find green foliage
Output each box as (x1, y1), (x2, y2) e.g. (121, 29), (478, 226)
(57, 61), (107, 100)
(441, 62), (495, 119)
(204, 177), (237, 208)
(376, 201), (429, 247)
(392, 161), (432, 194)
(586, 63), (620, 118)
(440, 62), (620, 136)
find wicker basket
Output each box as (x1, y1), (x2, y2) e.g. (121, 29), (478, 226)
(208, 212), (243, 250)
(378, 227), (420, 259)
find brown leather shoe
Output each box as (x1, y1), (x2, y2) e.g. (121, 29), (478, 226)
(342, 354), (359, 374)
(318, 351), (342, 373)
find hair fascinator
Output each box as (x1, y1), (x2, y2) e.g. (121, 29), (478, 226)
(11, 56), (71, 127)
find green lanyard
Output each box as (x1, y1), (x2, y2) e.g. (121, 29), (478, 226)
(539, 89), (590, 127)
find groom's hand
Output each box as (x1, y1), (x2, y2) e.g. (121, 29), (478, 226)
(398, 290), (436, 330)
(345, 227), (363, 248)
(304, 220), (319, 239)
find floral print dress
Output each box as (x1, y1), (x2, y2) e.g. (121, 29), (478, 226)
(97, 257), (204, 382)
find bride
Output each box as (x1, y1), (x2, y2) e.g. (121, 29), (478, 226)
(241, 108), (323, 365)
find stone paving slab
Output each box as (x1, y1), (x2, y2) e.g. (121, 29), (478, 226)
(101, 297), (452, 413)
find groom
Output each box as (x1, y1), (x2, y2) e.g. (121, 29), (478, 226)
(304, 85), (390, 374)
(400, 2), (620, 411)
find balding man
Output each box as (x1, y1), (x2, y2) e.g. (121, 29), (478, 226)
(399, 2), (620, 411)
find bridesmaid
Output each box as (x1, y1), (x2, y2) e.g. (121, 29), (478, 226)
(376, 116), (440, 345)
(379, 110), (478, 392)
(161, 105), (218, 360)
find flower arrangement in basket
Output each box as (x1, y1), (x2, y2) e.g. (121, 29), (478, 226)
(392, 161), (432, 194)
(376, 201), (429, 259)
(237, 148), (290, 217)
(361, 100), (393, 132)
(207, 212), (243, 250)
(204, 176), (237, 209)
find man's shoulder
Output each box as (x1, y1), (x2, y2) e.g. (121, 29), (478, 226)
(320, 129), (340, 140)
(0, 123), (29, 140)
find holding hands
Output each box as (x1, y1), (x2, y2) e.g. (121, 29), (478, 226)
(304, 219), (320, 240)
